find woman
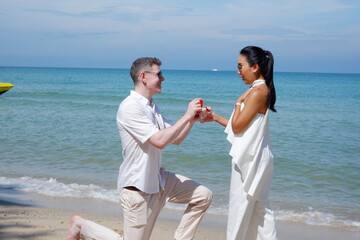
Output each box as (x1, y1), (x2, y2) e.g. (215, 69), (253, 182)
(204, 46), (278, 240)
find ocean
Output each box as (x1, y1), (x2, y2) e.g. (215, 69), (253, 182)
(0, 67), (359, 231)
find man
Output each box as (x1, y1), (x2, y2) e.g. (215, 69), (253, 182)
(67, 57), (212, 240)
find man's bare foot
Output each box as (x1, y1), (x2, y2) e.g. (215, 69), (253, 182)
(67, 215), (85, 240)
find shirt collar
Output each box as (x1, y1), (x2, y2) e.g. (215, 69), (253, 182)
(130, 90), (153, 107)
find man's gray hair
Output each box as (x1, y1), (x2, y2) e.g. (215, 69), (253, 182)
(130, 57), (162, 85)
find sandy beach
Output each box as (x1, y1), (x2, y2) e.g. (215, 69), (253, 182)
(1, 188), (359, 240)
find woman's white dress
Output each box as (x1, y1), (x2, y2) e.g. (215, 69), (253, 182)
(225, 100), (277, 240)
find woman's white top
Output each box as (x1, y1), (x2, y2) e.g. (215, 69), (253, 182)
(225, 81), (274, 201)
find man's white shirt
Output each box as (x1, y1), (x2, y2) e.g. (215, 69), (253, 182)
(116, 91), (171, 194)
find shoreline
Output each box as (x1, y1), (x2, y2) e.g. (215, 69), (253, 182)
(1, 188), (359, 240)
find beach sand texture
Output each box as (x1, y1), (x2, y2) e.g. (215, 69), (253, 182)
(1, 189), (359, 240)
(1, 199), (225, 240)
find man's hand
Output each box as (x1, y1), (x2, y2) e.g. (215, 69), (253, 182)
(185, 98), (203, 121)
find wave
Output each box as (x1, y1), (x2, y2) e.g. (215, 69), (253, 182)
(0, 176), (359, 231)
(0, 176), (119, 202)
(275, 210), (360, 231)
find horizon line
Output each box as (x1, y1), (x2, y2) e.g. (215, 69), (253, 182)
(0, 65), (359, 75)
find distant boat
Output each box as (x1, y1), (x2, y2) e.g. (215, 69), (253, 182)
(0, 83), (14, 95)
(211, 68), (219, 72)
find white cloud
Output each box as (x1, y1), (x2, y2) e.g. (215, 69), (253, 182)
(2, 0), (357, 42)
(0, 0), (359, 71)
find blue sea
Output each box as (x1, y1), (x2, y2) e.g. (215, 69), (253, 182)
(1, 67), (359, 231)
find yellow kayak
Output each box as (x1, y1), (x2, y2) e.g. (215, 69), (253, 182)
(0, 83), (14, 95)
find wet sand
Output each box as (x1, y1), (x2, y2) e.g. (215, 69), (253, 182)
(0, 188), (359, 240)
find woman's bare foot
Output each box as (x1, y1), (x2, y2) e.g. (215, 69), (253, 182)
(67, 215), (85, 240)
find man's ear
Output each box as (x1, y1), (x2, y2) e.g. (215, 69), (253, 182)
(139, 72), (147, 85)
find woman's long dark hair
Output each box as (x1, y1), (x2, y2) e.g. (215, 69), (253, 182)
(240, 46), (276, 112)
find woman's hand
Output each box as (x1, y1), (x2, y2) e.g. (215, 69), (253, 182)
(200, 106), (216, 123)
(232, 87), (268, 134)
(235, 88), (252, 105)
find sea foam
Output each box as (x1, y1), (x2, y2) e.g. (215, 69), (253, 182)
(1, 176), (359, 231)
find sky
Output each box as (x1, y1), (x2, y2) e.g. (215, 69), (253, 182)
(0, 0), (359, 73)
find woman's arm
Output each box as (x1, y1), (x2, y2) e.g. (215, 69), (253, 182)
(214, 113), (229, 127)
(200, 87), (254, 128)
(199, 107), (229, 127)
(200, 88), (252, 127)
(235, 87), (252, 105)
(231, 87), (268, 134)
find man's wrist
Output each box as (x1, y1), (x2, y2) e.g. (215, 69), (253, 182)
(184, 113), (194, 122)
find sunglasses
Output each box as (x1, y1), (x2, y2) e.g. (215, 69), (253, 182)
(144, 71), (163, 78)
(237, 64), (251, 71)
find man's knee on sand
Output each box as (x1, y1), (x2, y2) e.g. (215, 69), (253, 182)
(195, 185), (213, 208)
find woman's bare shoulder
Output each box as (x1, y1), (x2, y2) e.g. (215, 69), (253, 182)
(250, 85), (269, 99)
